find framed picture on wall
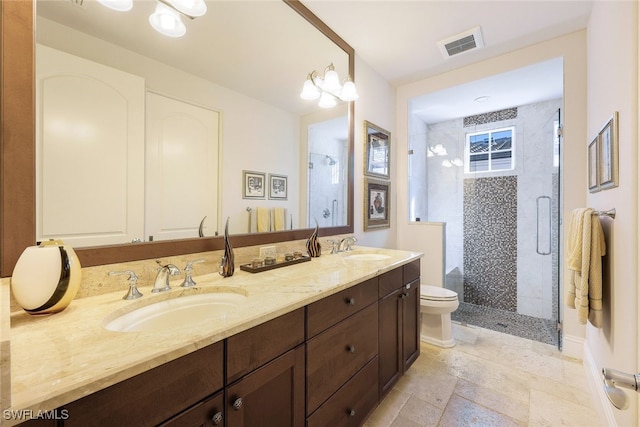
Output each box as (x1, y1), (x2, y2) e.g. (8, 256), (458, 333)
(364, 177), (390, 231)
(268, 174), (288, 200)
(598, 111), (619, 191)
(364, 121), (391, 179)
(588, 137), (599, 193)
(242, 170), (266, 199)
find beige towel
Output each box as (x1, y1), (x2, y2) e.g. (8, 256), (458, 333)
(273, 207), (286, 231)
(256, 207), (270, 233)
(566, 208), (606, 327)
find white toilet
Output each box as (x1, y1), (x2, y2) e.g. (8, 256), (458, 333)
(420, 285), (459, 348)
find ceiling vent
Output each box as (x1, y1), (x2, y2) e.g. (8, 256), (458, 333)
(437, 26), (484, 58)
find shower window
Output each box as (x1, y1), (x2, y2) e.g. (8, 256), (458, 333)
(466, 127), (515, 173)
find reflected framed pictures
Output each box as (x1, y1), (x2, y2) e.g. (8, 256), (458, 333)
(588, 137), (599, 192)
(268, 174), (288, 200)
(364, 177), (390, 231)
(364, 121), (390, 179)
(242, 170), (265, 199)
(588, 112), (619, 193)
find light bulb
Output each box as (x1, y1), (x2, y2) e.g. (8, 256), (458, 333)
(323, 66), (341, 94)
(149, 3), (186, 38)
(442, 160), (453, 167)
(300, 78), (320, 100)
(451, 158), (463, 166)
(339, 79), (359, 101)
(318, 91), (337, 109)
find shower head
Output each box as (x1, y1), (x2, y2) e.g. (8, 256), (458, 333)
(325, 155), (336, 165)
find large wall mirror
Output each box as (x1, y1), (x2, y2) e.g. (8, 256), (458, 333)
(0, 0), (354, 275)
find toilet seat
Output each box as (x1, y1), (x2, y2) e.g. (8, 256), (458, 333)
(420, 285), (458, 302)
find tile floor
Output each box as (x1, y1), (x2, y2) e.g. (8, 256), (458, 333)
(364, 323), (602, 427)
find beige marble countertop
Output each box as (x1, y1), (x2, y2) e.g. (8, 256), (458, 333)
(6, 246), (421, 422)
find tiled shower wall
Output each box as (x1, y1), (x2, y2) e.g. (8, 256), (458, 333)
(463, 176), (518, 311)
(413, 98), (561, 318)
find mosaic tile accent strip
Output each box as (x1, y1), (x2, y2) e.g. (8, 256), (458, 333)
(463, 107), (518, 127)
(463, 176), (518, 311)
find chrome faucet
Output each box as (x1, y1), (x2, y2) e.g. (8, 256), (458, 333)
(339, 236), (357, 252)
(153, 260), (181, 293)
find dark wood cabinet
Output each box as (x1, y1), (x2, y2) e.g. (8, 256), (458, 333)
(160, 391), (224, 427)
(62, 341), (224, 427)
(378, 261), (421, 398)
(25, 261), (420, 427)
(226, 345), (305, 427)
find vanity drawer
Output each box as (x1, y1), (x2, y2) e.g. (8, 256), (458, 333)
(306, 302), (378, 414)
(227, 308), (304, 383)
(306, 277), (377, 338)
(403, 260), (420, 285)
(63, 341), (223, 427)
(306, 356), (379, 427)
(378, 267), (403, 298)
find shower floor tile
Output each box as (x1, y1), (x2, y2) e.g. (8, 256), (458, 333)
(451, 302), (558, 347)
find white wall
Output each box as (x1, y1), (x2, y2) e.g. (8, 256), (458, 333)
(352, 55), (397, 248)
(37, 17), (301, 236)
(396, 31), (588, 354)
(585, 2), (638, 425)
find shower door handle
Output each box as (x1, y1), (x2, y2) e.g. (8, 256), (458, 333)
(536, 196), (551, 255)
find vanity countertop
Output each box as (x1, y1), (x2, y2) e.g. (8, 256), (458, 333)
(6, 246), (421, 420)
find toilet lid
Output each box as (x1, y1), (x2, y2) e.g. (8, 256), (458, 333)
(420, 285), (458, 301)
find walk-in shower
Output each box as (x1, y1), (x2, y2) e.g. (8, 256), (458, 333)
(407, 58), (563, 347)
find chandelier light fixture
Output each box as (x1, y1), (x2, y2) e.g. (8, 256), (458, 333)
(96, 0), (207, 38)
(427, 144), (448, 157)
(300, 63), (359, 108)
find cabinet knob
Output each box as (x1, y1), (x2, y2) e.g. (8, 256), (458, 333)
(348, 409), (356, 417)
(346, 297), (356, 305)
(347, 345), (356, 353)
(233, 397), (243, 410)
(211, 411), (223, 425)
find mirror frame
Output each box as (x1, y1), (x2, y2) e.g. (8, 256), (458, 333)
(0, 0), (354, 276)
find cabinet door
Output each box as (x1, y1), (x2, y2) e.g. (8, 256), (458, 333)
(401, 279), (421, 371)
(226, 345), (305, 427)
(36, 44), (145, 247)
(160, 391), (224, 427)
(378, 287), (402, 398)
(145, 92), (220, 241)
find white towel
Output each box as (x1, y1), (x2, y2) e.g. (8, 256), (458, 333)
(565, 208), (606, 327)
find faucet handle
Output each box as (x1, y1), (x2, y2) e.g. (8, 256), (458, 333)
(181, 259), (205, 288)
(326, 239), (340, 254)
(109, 270), (143, 300)
(343, 236), (357, 251)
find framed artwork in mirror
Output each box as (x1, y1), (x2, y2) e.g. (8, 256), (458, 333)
(242, 170), (266, 199)
(364, 121), (390, 179)
(268, 174), (288, 200)
(598, 112), (619, 191)
(588, 137), (599, 193)
(364, 177), (390, 231)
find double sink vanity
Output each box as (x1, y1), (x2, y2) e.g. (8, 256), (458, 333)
(5, 247), (422, 426)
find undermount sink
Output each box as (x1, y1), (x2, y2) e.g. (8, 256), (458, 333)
(344, 253), (391, 261)
(103, 291), (247, 333)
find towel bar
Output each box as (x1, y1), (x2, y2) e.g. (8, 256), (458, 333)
(593, 208), (616, 219)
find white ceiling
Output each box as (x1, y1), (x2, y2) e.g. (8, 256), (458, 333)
(302, 0), (594, 123)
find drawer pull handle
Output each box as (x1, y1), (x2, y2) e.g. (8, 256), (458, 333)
(211, 411), (223, 425)
(348, 409), (356, 417)
(233, 397), (243, 410)
(347, 345), (356, 353)
(346, 297), (356, 305)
